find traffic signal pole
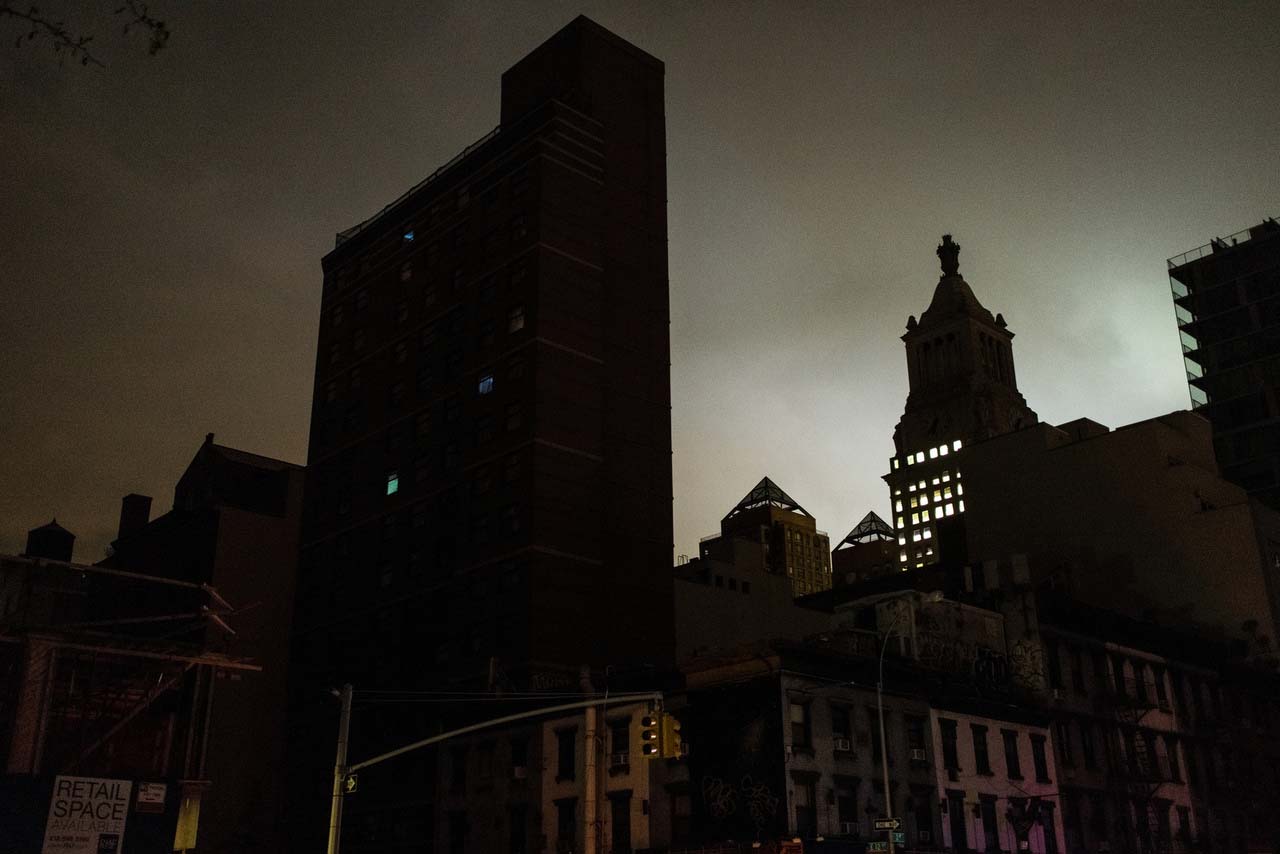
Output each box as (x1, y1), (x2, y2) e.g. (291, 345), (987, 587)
(322, 689), (665, 852)
(326, 684), (353, 854)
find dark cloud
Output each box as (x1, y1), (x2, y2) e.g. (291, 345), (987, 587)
(3, 1), (1278, 560)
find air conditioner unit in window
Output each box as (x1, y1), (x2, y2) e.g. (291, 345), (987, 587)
(910, 748), (928, 762)
(919, 830), (933, 843)
(833, 737), (852, 752)
(512, 766), (527, 780)
(840, 822), (859, 835)
(609, 752), (629, 767)
(1051, 689), (1064, 701)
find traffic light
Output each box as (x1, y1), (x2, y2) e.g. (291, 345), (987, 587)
(660, 712), (684, 759)
(640, 712), (661, 758)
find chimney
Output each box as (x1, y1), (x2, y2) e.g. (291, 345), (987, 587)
(118, 494), (153, 540)
(23, 519), (75, 562)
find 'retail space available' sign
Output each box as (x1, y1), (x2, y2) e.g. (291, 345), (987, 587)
(42, 776), (132, 854)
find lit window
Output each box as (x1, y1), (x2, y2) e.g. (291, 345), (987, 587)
(899, 551), (908, 562)
(918, 480), (926, 490)
(959, 500), (966, 512)
(925, 546), (934, 556)
(921, 494), (929, 505)
(939, 444), (949, 456)
(896, 516), (904, 528)
(929, 447), (938, 459)
(922, 528), (932, 539)
(932, 477), (940, 485)
(403, 229), (415, 242)
(922, 510), (931, 522)
(893, 489), (902, 496)
(910, 497), (919, 509)
(892, 458), (900, 470)
(942, 470), (951, 482)
(908, 484), (917, 493)
(386, 472), (400, 496)
(912, 530), (921, 542)
(508, 304), (526, 333)
(957, 483), (965, 495)
(897, 536), (906, 545)
(933, 489), (941, 500)
(911, 513), (920, 525)
(944, 486), (953, 499)
(894, 500), (903, 512)
(478, 375), (495, 395)
(907, 453), (916, 465)
(953, 439), (962, 451)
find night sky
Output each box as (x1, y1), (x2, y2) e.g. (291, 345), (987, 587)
(3, 1), (1278, 562)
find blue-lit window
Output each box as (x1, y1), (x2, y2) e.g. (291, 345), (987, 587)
(478, 374), (495, 395)
(403, 229), (415, 242)
(386, 472), (400, 496)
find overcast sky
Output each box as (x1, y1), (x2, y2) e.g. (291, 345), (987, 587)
(2, 1), (1277, 561)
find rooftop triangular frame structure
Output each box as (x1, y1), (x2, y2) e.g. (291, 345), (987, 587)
(722, 476), (812, 522)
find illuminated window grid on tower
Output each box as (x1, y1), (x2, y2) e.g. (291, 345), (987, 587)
(895, 457), (965, 568)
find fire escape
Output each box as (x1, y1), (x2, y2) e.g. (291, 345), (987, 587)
(1098, 665), (1173, 854)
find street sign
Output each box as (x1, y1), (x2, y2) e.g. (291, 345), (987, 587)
(867, 834), (905, 850)
(869, 843), (888, 852)
(875, 818), (903, 831)
(893, 831), (905, 844)
(344, 774), (358, 794)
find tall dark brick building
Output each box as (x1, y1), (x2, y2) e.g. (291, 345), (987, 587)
(286, 16), (673, 851)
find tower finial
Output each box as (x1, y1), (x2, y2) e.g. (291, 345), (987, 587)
(937, 234), (960, 276)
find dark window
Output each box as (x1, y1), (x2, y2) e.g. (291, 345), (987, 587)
(1041, 804), (1058, 854)
(980, 796), (999, 852)
(1153, 666), (1170, 709)
(947, 792), (967, 851)
(1046, 641), (1063, 689)
(1069, 646), (1086, 694)
(1054, 721), (1074, 768)
(1165, 735), (1181, 781)
(510, 737), (528, 772)
(395, 299), (409, 323)
(450, 746), (466, 790)
(355, 288), (369, 311)
(555, 798), (577, 853)
(448, 811), (467, 854)
(609, 719), (630, 766)
(1031, 733), (1050, 782)
(609, 792), (632, 853)
(906, 715), (927, 752)
(557, 729), (576, 781)
(836, 779), (858, 833)
(505, 403), (523, 432)
(789, 702), (811, 748)
(504, 451), (520, 482)
(940, 719), (960, 771)
(972, 725), (991, 774)
(508, 804), (528, 854)
(477, 742), (494, 781)
(1003, 729), (1022, 779)
(793, 777), (817, 837)
(509, 304), (526, 333)
(476, 413), (496, 445)
(830, 704), (851, 742)
(1080, 721), (1097, 769)
(914, 791), (933, 846)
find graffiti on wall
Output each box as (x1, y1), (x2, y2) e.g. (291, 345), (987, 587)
(701, 775), (780, 835)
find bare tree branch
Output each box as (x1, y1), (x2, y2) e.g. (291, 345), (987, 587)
(2, 0), (170, 67)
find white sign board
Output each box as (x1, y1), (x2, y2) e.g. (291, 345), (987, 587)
(42, 776), (132, 854)
(135, 783), (166, 814)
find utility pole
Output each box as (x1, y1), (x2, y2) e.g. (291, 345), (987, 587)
(580, 666), (599, 854)
(326, 684), (353, 854)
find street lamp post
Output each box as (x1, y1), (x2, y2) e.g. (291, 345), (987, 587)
(874, 590), (942, 854)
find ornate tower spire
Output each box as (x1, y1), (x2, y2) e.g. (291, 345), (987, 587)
(937, 234), (961, 277)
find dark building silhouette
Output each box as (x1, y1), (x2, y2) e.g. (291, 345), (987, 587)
(696, 477), (832, 597)
(287, 16), (672, 852)
(830, 510), (896, 585)
(1168, 218), (1280, 510)
(100, 434), (304, 854)
(885, 235), (1037, 572)
(21, 518), (74, 562)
